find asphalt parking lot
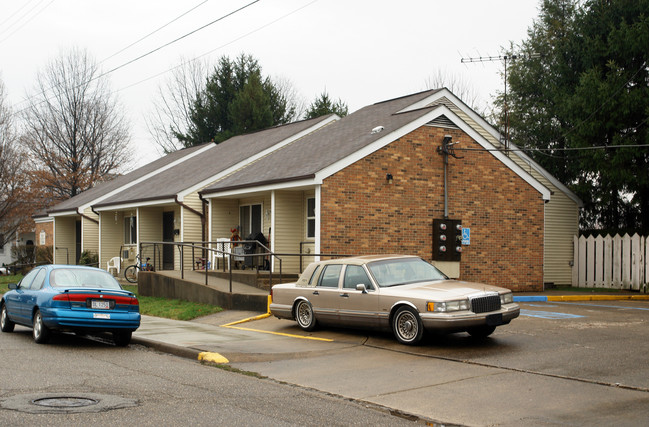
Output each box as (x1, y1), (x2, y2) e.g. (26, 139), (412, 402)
(133, 298), (649, 426)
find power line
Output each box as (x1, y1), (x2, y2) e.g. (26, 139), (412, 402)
(99, 0), (211, 65)
(453, 144), (649, 153)
(117, 0), (319, 93)
(12, 1), (212, 115)
(9, 0), (262, 119)
(99, 0), (261, 79)
(0, 0), (55, 45)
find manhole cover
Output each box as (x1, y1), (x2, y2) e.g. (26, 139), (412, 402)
(32, 397), (99, 408)
(1, 392), (138, 414)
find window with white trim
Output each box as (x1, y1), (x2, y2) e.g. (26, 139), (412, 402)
(306, 197), (315, 239)
(124, 216), (137, 245)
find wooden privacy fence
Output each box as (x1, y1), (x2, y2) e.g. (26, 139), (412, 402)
(572, 234), (648, 291)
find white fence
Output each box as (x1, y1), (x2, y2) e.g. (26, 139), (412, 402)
(572, 234), (648, 291)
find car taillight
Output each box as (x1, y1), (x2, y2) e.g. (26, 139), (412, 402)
(130, 297), (139, 306)
(53, 294), (70, 302)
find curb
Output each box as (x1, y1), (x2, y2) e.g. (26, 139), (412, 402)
(131, 336), (202, 360)
(514, 295), (649, 302)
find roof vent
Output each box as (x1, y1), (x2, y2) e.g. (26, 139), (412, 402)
(371, 125), (384, 135)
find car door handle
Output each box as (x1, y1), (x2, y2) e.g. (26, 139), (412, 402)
(312, 291), (319, 295)
(339, 293), (349, 298)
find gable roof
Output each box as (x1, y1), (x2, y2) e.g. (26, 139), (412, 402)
(47, 143), (213, 215)
(199, 89), (552, 201)
(92, 115), (337, 210)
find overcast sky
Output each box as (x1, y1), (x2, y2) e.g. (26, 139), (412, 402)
(1, 0), (541, 169)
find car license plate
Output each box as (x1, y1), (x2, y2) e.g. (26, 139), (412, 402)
(486, 313), (503, 326)
(93, 313), (110, 319)
(91, 299), (110, 310)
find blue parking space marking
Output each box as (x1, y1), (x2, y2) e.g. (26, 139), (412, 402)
(556, 302), (649, 311)
(520, 309), (585, 319)
(527, 304), (558, 308)
(514, 296), (548, 302)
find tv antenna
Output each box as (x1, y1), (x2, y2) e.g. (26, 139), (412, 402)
(461, 53), (540, 155)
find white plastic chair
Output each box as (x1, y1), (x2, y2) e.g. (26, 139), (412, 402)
(107, 256), (121, 275)
(213, 238), (231, 270)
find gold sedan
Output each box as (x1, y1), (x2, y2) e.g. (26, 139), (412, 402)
(270, 255), (520, 345)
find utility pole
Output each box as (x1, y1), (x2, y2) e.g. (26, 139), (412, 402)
(461, 53), (540, 155)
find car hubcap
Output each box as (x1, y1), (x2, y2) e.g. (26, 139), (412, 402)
(298, 303), (311, 326)
(397, 312), (417, 340)
(34, 315), (41, 337)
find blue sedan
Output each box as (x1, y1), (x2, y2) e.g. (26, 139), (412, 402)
(1, 264), (140, 346)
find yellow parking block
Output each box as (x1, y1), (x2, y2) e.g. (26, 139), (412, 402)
(547, 295), (649, 302)
(198, 352), (229, 364)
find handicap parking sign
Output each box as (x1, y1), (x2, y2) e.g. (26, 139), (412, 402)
(461, 228), (470, 245)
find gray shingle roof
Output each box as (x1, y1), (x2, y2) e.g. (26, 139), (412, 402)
(93, 115), (335, 208)
(47, 143), (211, 214)
(201, 90), (442, 194)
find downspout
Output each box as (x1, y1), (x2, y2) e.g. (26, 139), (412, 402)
(198, 193), (208, 244)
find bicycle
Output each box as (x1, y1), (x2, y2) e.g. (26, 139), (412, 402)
(124, 254), (154, 283)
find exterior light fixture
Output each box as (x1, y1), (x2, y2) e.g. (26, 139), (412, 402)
(386, 173), (393, 184)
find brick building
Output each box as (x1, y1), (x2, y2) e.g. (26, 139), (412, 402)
(202, 89), (581, 291)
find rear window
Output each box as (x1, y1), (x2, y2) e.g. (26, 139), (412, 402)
(50, 269), (122, 289)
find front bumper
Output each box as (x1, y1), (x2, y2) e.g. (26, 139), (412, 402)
(419, 303), (520, 333)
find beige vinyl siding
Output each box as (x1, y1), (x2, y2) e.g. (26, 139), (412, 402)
(439, 99), (580, 285)
(81, 208), (99, 254)
(181, 193), (204, 269)
(100, 211), (126, 271)
(54, 217), (76, 265)
(273, 191), (305, 273)
(139, 207), (163, 267)
(211, 199), (239, 240)
(544, 191), (579, 284)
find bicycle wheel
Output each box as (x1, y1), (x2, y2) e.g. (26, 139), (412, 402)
(124, 265), (138, 283)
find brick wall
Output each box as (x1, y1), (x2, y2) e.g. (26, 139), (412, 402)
(35, 221), (53, 247)
(320, 125), (544, 291)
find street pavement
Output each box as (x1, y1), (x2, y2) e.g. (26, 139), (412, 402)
(132, 293), (649, 426)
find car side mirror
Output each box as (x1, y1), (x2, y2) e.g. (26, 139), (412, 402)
(355, 284), (368, 293)
(8, 283), (17, 290)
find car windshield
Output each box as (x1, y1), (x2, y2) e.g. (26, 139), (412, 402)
(50, 268), (122, 290)
(367, 258), (447, 287)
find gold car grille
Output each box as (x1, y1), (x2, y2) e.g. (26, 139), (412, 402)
(470, 294), (501, 313)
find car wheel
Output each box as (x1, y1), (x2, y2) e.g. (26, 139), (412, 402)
(1, 303), (15, 333)
(113, 331), (132, 347)
(392, 306), (424, 345)
(295, 300), (317, 331)
(124, 266), (138, 283)
(33, 309), (50, 344)
(467, 325), (496, 339)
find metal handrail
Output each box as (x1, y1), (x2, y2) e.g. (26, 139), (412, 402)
(137, 240), (352, 294)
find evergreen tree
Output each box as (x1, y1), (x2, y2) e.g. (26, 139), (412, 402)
(174, 54), (297, 145)
(304, 91), (348, 119)
(505, 0), (649, 231)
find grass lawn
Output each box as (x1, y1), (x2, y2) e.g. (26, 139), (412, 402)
(1, 275), (222, 321)
(121, 285), (223, 320)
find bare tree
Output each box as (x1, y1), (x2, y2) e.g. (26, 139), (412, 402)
(146, 58), (210, 153)
(0, 77), (25, 248)
(21, 47), (131, 199)
(424, 69), (486, 114)
(147, 56), (304, 153)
